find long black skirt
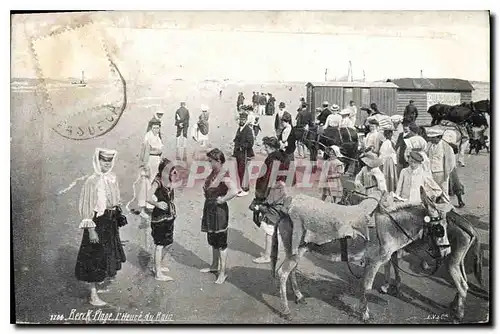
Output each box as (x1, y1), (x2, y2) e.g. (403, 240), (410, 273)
(75, 211), (126, 283)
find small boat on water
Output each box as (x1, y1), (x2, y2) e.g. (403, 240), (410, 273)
(71, 71), (87, 87)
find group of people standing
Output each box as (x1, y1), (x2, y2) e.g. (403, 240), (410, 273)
(71, 93), (465, 308)
(355, 113), (465, 209)
(236, 91), (277, 116)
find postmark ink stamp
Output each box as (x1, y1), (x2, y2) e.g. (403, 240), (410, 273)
(29, 20), (127, 140)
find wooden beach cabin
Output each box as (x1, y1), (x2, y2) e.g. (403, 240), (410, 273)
(387, 78), (474, 126)
(305, 81), (399, 125)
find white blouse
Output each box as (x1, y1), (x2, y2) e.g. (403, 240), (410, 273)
(379, 139), (397, 165)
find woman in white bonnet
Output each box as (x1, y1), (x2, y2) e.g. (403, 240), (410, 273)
(75, 148), (126, 306)
(136, 119), (164, 219)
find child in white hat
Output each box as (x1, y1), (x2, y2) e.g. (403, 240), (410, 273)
(320, 145), (345, 203)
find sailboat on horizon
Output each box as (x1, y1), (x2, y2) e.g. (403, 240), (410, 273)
(71, 71), (87, 87)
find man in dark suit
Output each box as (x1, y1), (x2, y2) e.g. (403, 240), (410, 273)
(316, 101), (332, 126)
(252, 92), (259, 111)
(233, 112), (255, 196)
(175, 102), (190, 160)
(404, 100), (418, 124)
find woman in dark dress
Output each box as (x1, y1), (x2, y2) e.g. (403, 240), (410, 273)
(75, 148), (126, 306)
(147, 158), (180, 281)
(200, 148), (239, 284)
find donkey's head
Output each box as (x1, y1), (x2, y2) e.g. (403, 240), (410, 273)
(420, 186), (453, 258)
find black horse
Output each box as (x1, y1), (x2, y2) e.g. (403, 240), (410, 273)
(295, 124), (361, 175)
(428, 100), (490, 126)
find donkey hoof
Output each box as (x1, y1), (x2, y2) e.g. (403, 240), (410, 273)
(280, 312), (292, 321)
(295, 296), (307, 305)
(361, 310), (370, 322)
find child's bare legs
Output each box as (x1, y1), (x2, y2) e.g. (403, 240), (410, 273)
(253, 233), (272, 264)
(154, 245), (173, 281)
(200, 247), (219, 273)
(215, 248), (228, 284)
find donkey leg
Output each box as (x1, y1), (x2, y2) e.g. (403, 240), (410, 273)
(277, 257), (296, 319)
(290, 265), (306, 304)
(291, 248), (307, 304)
(380, 260), (392, 294)
(359, 256), (388, 321)
(392, 251), (402, 295)
(447, 259), (468, 320)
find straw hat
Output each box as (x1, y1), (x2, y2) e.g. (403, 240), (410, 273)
(360, 152), (383, 168)
(426, 127), (444, 138)
(331, 104), (340, 112)
(339, 109), (351, 116)
(391, 115), (403, 122)
(322, 101), (329, 106)
(409, 151), (423, 163)
(326, 145), (345, 158)
(201, 104), (209, 111)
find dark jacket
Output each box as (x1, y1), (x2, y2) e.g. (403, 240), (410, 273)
(175, 106), (190, 127)
(395, 132), (414, 165)
(237, 94), (245, 106)
(259, 95), (267, 105)
(317, 108), (332, 125)
(252, 94), (259, 104)
(233, 124), (255, 158)
(255, 150), (288, 200)
(404, 104), (418, 122)
(279, 126), (297, 156)
(274, 110), (292, 131)
(296, 110), (313, 128)
(266, 96), (276, 115)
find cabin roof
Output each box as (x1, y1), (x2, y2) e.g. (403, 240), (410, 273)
(306, 81), (399, 89)
(387, 78), (474, 92)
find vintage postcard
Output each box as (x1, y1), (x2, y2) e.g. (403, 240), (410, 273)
(11, 11), (490, 324)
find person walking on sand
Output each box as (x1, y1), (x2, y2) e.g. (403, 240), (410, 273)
(200, 149), (239, 284)
(147, 158), (180, 281)
(258, 92), (267, 116)
(175, 102), (190, 160)
(75, 148), (126, 306)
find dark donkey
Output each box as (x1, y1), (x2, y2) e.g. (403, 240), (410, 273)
(428, 100), (490, 126)
(295, 124), (361, 174)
